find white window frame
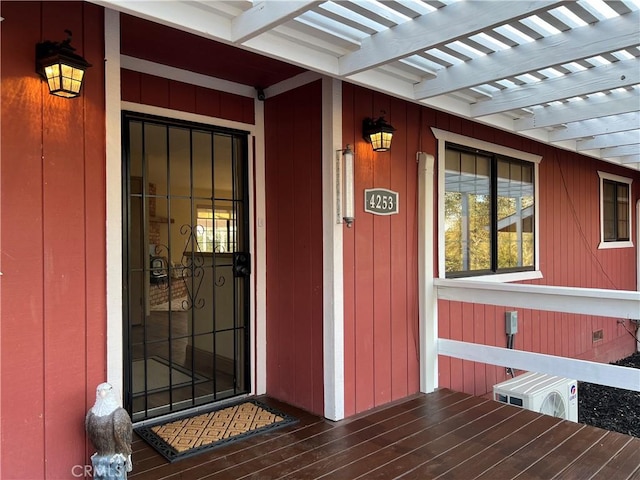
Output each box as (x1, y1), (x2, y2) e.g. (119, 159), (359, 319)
(432, 128), (543, 282)
(597, 171), (633, 250)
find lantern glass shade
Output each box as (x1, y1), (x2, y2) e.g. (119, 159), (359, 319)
(36, 34), (91, 98)
(43, 62), (86, 98)
(363, 117), (396, 152)
(369, 130), (393, 151)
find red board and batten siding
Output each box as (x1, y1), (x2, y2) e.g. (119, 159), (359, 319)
(120, 69), (255, 125)
(342, 84), (639, 414)
(1, 2), (106, 478)
(342, 84), (422, 416)
(264, 81), (324, 416)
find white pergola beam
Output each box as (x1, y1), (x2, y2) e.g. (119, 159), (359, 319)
(414, 11), (640, 100)
(619, 156), (640, 164)
(92, 0), (232, 41)
(242, 30), (340, 75)
(602, 144), (640, 158)
(231, 1), (321, 43)
(549, 112), (640, 141)
(472, 58), (640, 118)
(577, 130), (640, 150)
(338, 1), (562, 76)
(515, 90), (640, 131)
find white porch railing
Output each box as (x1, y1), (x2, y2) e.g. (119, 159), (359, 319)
(417, 151), (640, 395)
(427, 278), (640, 393)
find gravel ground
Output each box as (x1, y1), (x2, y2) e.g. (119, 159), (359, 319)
(578, 352), (640, 438)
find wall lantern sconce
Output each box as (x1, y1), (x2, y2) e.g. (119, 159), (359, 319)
(36, 30), (91, 98)
(363, 116), (396, 152)
(337, 145), (355, 227)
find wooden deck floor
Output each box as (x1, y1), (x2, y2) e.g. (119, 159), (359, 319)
(130, 389), (640, 479)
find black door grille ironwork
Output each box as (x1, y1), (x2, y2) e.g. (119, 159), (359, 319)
(122, 112), (250, 421)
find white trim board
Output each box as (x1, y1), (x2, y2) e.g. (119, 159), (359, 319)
(120, 55), (322, 101)
(121, 55), (255, 98)
(120, 101), (258, 135)
(431, 128), (543, 164)
(322, 77), (345, 421)
(105, 8), (123, 397)
(438, 339), (640, 392)
(435, 278), (640, 319)
(418, 153), (438, 394)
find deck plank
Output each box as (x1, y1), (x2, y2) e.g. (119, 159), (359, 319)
(323, 399), (504, 479)
(396, 408), (538, 479)
(518, 425), (608, 479)
(250, 391), (470, 479)
(435, 411), (561, 479)
(589, 436), (640, 480)
(276, 392), (472, 479)
(553, 431), (635, 479)
(204, 391), (466, 479)
(127, 389), (640, 480)
(351, 404), (525, 479)
(474, 422), (590, 479)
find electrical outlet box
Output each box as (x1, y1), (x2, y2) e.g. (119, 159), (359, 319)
(506, 311), (518, 334)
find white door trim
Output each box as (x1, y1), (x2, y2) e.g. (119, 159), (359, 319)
(105, 8), (124, 397)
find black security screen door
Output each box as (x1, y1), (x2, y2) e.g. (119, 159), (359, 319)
(122, 112), (250, 421)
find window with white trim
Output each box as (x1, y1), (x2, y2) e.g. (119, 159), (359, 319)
(598, 171), (633, 249)
(433, 128), (542, 281)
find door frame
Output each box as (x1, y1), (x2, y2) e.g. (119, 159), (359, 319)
(105, 20), (266, 402)
(111, 101), (265, 404)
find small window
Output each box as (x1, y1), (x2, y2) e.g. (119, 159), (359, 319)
(598, 171), (633, 249)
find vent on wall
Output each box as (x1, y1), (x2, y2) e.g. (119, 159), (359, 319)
(592, 329), (604, 342)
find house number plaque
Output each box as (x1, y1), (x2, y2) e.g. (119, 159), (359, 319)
(364, 188), (399, 216)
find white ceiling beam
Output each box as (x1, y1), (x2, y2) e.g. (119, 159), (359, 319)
(471, 58), (640, 117)
(619, 156), (640, 164)
(231, 1), (321, 43)
(92, 1), (232, 41)
(346, 69), (419, 105)
(120, 55), (255, 97)
(577, 131), (640, 150)
(514, 90), (640, 131)
(338, 1), (562, 76)
(548, 112), (640, 141)
(414, 11), (640, 100)
(242, 30), (340, 75)
(601, 144), (640, 158)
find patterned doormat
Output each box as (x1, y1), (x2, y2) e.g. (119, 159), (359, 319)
(135, 400), (297, 462)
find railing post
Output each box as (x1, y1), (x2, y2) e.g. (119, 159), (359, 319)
(418, 153), (437, 393)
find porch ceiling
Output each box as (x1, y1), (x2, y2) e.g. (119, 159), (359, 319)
(95, 0), (640, 170)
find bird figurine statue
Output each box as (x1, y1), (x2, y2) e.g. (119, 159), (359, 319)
(85, 383), (133, 480)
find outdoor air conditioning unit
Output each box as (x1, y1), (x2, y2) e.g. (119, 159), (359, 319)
(493, 372), (578, 422)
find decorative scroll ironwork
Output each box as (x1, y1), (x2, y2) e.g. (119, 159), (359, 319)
(180, 224), (206, 310)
